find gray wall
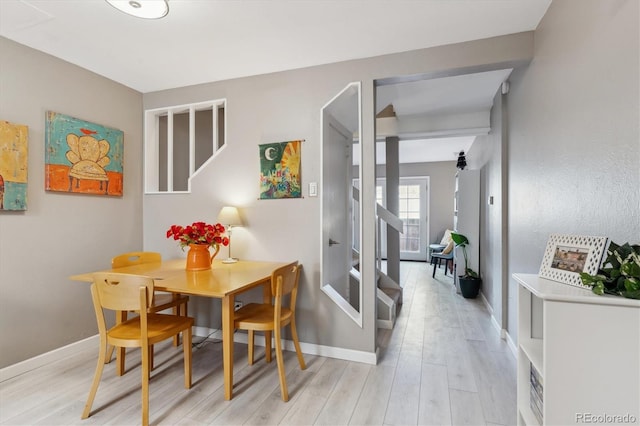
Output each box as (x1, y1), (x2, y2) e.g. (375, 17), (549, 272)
(507, 0), (640, 342)
(0, 37), (143, 368)
(467, 89), (506, 325)
(143, 33), (533, 354)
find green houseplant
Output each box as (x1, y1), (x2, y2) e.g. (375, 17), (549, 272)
(579, 241), (640, 299)
(450, 232), (481, 298)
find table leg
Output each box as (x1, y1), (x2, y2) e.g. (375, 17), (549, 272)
(222, 294), (234, 400)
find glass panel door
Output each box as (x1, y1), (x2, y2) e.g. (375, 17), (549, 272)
(399, 179), (428, 261)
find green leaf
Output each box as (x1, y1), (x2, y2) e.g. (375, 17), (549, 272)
(580, 272), (605, 287)
(450, 232), (469, 246)
(620, 255), (640, 278)
(466, 269), (479, 279)
(592, 282), (605, 295)
(620, 289), (640, 300)
(609, 268), (621, 279)
(624, 277), (640, 292)
(614, 276), (627, 291)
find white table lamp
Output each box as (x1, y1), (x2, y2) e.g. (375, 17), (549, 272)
(217, 206), (243, 263)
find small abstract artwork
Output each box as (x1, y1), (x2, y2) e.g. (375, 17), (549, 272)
(0, 120), (28, 211)
(45, 111), (123, 196)
(259, 140), (302, 199)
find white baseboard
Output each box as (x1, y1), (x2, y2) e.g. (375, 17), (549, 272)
(0, 335), (99, 383)
(479, 291), (512, 350)
(194, 326), (377, 365)
(1, 326), (377, 383)
(505, 330), (517, 359)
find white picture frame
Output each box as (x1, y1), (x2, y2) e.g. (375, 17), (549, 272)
(539, 234), (608, 288)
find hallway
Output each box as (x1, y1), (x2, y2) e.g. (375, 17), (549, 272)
(373, 261), (516, 425)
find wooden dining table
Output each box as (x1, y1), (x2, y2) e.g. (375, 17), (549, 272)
(70, 258), (289, 400)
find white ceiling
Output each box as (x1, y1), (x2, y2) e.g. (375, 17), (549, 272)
(0, 0), (551, 93)
(0, 0), (550, 164)
(375, 68), (513, 163)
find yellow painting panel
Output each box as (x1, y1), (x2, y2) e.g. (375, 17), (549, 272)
(0, 120), (28, 183)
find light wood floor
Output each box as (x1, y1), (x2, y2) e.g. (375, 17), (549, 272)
(0, 261), (516, 425)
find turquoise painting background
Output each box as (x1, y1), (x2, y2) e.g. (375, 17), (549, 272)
(45, 111), (123, 172)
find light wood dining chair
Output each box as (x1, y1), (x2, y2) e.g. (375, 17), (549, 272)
(233, 261), (306, 401)
(82, 272), (193, 426)
(109, 252), (189, 374)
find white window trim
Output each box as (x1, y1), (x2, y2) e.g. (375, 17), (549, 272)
(144, 99), (226, 194)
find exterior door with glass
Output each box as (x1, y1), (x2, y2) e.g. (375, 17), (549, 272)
(376, 177), (429, 261)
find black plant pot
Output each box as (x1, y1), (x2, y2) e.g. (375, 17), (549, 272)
(459, 276), (481, 298)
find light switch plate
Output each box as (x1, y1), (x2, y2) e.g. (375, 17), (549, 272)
(309, 182), (318, 197)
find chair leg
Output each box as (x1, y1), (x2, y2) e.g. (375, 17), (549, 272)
(141, 345), (150, 426)
(149, 346), (154, 372)
(274, 326), (288, 402)
(172, 301), (180, 346)
(248, 330), (255, 366)
(116, 347), (126, 376)
(183, 326), (192, 389)
(290, 319), (306, 370)
(115, 311), (127, 374)
(265, 331), (272, 363)
(82, 338), (108, 419)
(105, 344), (115, 364)
(432, 260), (438, 278)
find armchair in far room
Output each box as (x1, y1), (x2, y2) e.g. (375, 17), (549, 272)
(429, 229), (453, 262)
(430, 229), (455, 278)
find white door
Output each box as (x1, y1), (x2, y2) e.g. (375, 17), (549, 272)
(376, 177), (429, 261)
(398, 179), (428, 261)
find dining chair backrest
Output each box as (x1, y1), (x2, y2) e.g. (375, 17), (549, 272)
(271, 261), (300, 301)
(92, 272), (154, 314)
(112, 252), (161, 268)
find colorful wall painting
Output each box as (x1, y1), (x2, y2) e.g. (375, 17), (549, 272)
(0, 120), (28, 211)
(259, 140), (302, 199)
(45, 111), (124, 196)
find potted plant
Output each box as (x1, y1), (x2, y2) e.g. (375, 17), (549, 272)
(579, 241), (640, 299)
(451, 232), (481, 298)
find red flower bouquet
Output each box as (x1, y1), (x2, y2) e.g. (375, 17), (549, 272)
(166, 221), (229, 250)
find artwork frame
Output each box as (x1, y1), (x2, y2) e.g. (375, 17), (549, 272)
(45, 111), (124, 196)
(539, 234), (608, 288)
(0, 120), (29, 211)
(259, 140), (302, 199)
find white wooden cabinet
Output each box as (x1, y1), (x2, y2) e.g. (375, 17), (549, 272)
(514, 273), (640, 426)
(453, 170), (480, 292)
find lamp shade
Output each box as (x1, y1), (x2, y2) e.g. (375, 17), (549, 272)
(106, 0), (169, 19)
(217, 206), (243, 227)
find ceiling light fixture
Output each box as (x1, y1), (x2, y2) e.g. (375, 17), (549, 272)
(105, 0), (169, 19)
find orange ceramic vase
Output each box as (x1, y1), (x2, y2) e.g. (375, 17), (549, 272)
(186, 244), (220, 271)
